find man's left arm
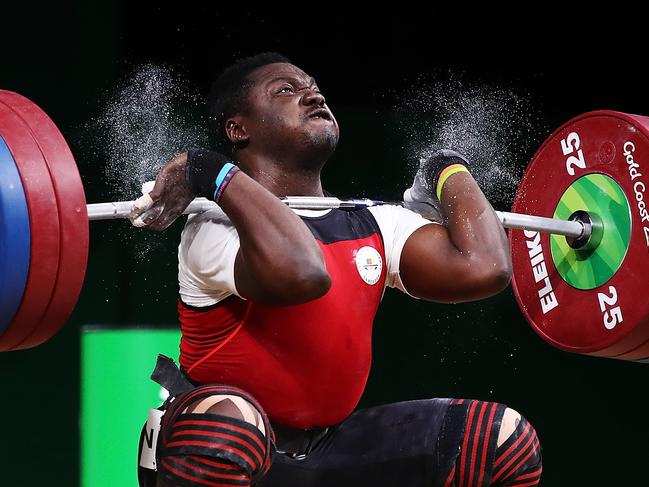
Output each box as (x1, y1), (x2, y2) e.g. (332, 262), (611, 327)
(399, 170), (512, 303)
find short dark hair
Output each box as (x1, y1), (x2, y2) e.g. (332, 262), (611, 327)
(208, 52), (291, 153)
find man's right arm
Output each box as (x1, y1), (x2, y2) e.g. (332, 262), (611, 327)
(131, 151), (330, 306)
(218, 170), (331, 306)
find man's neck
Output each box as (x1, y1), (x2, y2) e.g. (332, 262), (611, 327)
(237, 155), (324, 197)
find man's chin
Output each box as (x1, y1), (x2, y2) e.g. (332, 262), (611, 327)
(307, 126), (339, 151)
(264, 123), (338, 169)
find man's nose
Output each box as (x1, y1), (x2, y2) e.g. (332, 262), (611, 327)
(302, 89), (325, 106)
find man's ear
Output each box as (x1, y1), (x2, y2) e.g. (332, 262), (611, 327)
(225, 118), (250, 146)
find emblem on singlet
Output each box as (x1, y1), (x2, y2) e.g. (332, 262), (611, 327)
(355, 246), (382, 285)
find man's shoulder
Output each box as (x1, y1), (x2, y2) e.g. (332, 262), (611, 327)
(367, 203), (421, 225)
(180, 207), (237, 249)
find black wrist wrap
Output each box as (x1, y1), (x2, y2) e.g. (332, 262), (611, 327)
(185, 149), (235, 200)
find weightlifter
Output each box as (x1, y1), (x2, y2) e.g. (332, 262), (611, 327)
(133, 52), (542, 486)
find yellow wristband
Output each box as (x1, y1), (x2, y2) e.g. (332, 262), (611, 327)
(436, 164), (470, 200)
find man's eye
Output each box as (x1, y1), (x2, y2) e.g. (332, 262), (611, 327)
(278, 86), (294, 94)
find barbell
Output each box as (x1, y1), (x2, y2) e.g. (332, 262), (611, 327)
(0, 89), (647, 360)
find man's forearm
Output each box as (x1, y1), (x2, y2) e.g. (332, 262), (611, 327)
(440, 172), (512, 280)
(219, 171), (331, 305)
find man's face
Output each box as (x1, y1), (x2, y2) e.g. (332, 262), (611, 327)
(237, 63), (339, 163)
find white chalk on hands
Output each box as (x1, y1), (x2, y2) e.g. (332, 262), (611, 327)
(133, 193), (154, 212)
(142, 181), (156, 194)
(131, 193), (154, 227)
(132, 216), (148, 228)
(132, 207), (164, 228)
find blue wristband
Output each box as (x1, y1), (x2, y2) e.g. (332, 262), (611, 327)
(212, 163), (240, 202)
(186, 149), (238, 200)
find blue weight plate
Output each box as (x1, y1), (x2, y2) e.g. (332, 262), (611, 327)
(0, 91), (88, 350)
(0, 135), (30, 333)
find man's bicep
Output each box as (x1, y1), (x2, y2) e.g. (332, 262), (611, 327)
(398, 224), (492, 303)
(232, 249), (293, 303)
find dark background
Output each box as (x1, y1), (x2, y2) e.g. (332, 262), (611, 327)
(2, 4), (648, 486)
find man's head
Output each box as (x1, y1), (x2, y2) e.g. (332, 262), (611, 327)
(208, 52), (339, 170)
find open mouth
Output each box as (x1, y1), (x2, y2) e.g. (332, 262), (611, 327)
(308, 109), (332, 121)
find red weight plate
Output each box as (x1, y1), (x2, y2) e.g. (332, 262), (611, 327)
(0, 91), (88, 350)
(0, 104), (60, 351)
(605, 113), (649, 361)
(510, 111), (649, 360)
